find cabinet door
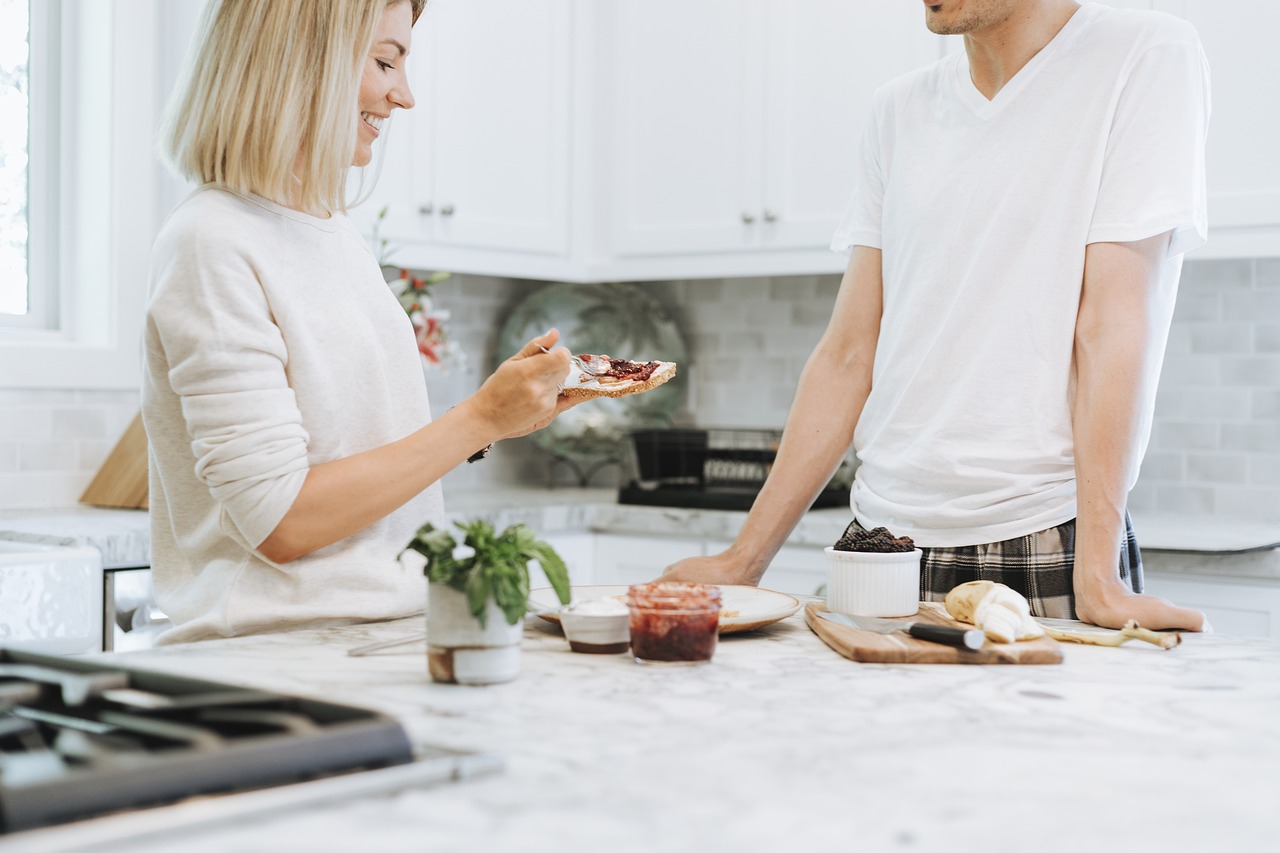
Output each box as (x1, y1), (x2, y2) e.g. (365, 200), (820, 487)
(1143, 573), (1280, 639)
(530, 531), (597, 587)
(606, 0), (766, 256)
(1170, 2), (1280, 253)
(702, 538), (827, 597)
(762, 1), (942, 250)
(413, 0), (571, 255)
(592, 535), (702, 586)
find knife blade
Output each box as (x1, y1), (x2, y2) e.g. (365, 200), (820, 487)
(817, 610), (984, 650)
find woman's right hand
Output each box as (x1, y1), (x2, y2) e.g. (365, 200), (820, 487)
(467, 329), (574, 439)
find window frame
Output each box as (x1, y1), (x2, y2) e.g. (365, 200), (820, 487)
(0, 0), (166, 390)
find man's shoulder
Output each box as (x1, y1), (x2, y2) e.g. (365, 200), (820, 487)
(874, 54), (957, 109)
(1089, 3), (1201, 50)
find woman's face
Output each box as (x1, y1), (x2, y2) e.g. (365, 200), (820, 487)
(355, 1), (416, 168)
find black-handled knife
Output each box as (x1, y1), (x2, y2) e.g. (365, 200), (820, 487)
(817, 610), (984, 650)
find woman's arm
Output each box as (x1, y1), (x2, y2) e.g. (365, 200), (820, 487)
(662, 246), (883, 585)
(258, 330), (572, 564)
(1072, 234), (1206, 631)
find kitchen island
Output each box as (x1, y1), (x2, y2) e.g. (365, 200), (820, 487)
(15, 604), (1280, 852)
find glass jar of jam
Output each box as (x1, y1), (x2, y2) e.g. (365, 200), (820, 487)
(626, 582), (721, 665)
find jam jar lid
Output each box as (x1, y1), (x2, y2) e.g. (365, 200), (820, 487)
(626, 581), (722, 612)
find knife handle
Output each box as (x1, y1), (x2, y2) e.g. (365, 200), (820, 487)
(907, 623), (985, 650)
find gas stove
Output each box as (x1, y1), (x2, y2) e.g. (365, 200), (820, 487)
(0, 648), (497, 849)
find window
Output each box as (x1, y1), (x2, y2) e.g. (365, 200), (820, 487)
(0, 0), (57, 330)
(0, 1), (170, 389)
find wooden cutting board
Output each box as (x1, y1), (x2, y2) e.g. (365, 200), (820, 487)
(805, 602), (1063, 665)
(80, 412), (149, 509)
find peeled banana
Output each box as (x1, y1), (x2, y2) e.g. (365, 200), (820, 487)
(944, 580), (1046, 644)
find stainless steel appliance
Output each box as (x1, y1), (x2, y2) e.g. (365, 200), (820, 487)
(0, 649), (498, 849)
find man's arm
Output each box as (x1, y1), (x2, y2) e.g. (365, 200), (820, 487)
(1072, 234), (1207, 631)
(662, 246), (883, 585)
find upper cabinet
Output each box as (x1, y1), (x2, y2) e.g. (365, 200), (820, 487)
(364, 0), (571, 268)
(1094, 0), (1280, 258)
(358, 0), (1279, 282)
(605, 1), (938, 260)
(359, 0), (941, 281)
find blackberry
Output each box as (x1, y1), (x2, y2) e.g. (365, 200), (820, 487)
(833, 522), (915, 553)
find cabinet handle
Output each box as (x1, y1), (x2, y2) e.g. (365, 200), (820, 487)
(418, 204), (433, 215)
(441, 204), (455, 216)
(741, 211), (756, 224)
(763, 209), (778, 223)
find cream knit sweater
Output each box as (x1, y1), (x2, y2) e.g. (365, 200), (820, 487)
(143, 187), (443, 644)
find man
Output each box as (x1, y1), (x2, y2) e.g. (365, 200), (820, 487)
(665, 0), (1210, 631)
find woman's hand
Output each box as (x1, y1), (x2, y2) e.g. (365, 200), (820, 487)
(467, 329), (578, 439)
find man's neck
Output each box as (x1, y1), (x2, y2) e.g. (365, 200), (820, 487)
(964, 0), (1081, 99)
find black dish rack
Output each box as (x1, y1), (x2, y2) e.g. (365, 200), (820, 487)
(618, 427), (850, 511)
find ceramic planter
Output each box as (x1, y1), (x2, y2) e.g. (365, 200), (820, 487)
(426, 582), (522, 685)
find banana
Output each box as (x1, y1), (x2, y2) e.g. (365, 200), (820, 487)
(943, 580), (1046, 643)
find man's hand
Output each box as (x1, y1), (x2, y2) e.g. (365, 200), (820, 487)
(1074, 572), (1209, 632)
(660, 552), (761, 587)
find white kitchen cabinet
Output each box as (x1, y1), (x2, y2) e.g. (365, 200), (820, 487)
(607, 0), (938, 258)
(532, 530), (597, 587)
(1085, 1), (1280, 257)
(591, 534), (703, 586)
(357, 0), (946, 281)
(358, 0), (571, 266)
(1143, 572), (1280, 639)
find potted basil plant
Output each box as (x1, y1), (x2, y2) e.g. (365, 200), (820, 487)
(404, 519), (570, 685)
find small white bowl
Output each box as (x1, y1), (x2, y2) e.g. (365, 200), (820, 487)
(559, 600), (630, 655)
(825, 546), (922, 618)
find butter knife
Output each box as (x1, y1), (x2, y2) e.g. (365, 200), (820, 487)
(817, 610), (984, 650)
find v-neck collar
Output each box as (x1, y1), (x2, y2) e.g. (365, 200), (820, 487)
(952, 2), (1098, 120)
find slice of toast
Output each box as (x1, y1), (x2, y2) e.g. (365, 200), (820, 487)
(560, 360), (677, 399)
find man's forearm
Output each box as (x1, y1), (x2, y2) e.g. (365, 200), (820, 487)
(1073, 235), (1169, 594)
(728, 340), (871, 581)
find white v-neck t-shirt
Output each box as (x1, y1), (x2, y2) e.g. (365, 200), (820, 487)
(831, 3), (1209, 547)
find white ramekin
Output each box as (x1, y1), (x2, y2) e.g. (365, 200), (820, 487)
(824, 547), (922, 618)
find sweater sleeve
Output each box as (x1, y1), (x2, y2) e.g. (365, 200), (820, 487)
(1087, 35), (1211, 257)
(148, 227), (310, 550)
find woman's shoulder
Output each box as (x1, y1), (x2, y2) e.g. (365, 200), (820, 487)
(156, 187), (283, 254)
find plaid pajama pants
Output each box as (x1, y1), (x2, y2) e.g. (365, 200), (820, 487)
(849, 513), (1144, 620)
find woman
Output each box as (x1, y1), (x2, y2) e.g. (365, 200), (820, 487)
(143, 0), (575, 644)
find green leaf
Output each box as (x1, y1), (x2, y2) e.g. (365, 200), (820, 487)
(465, 570), (491, 628)
(408, 517), (569, 627)
(528, 542), (570, 606)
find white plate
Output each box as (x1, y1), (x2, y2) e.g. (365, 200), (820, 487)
(529, 585), (801, 635)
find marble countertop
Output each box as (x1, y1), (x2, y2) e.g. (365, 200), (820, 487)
(2, 488), (1276, 576)
(26, 609), (1280, 852)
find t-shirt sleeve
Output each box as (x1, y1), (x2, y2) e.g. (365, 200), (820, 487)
(1087, 37), (1211, 257)
(148, 231), (310, 551)
(830, 99), (885, 256)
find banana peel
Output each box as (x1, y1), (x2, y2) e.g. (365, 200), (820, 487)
(1041, 620), (1181, 650)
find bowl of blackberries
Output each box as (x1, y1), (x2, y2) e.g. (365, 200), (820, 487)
(825, 522), (922, 618)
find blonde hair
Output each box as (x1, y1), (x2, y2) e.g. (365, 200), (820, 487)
(161, 0), (424, 214)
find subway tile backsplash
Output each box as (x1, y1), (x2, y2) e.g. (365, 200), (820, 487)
(2, 259), (1277, 526)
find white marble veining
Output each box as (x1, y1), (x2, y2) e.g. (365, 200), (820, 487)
(0, 507), (150, 568)
(41, 607), (1280, 853)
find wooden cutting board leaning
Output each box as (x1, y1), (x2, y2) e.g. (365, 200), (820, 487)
(804, 601), (1063, 665)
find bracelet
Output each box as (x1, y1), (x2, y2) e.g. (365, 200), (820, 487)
(467, 444), (492, 464)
